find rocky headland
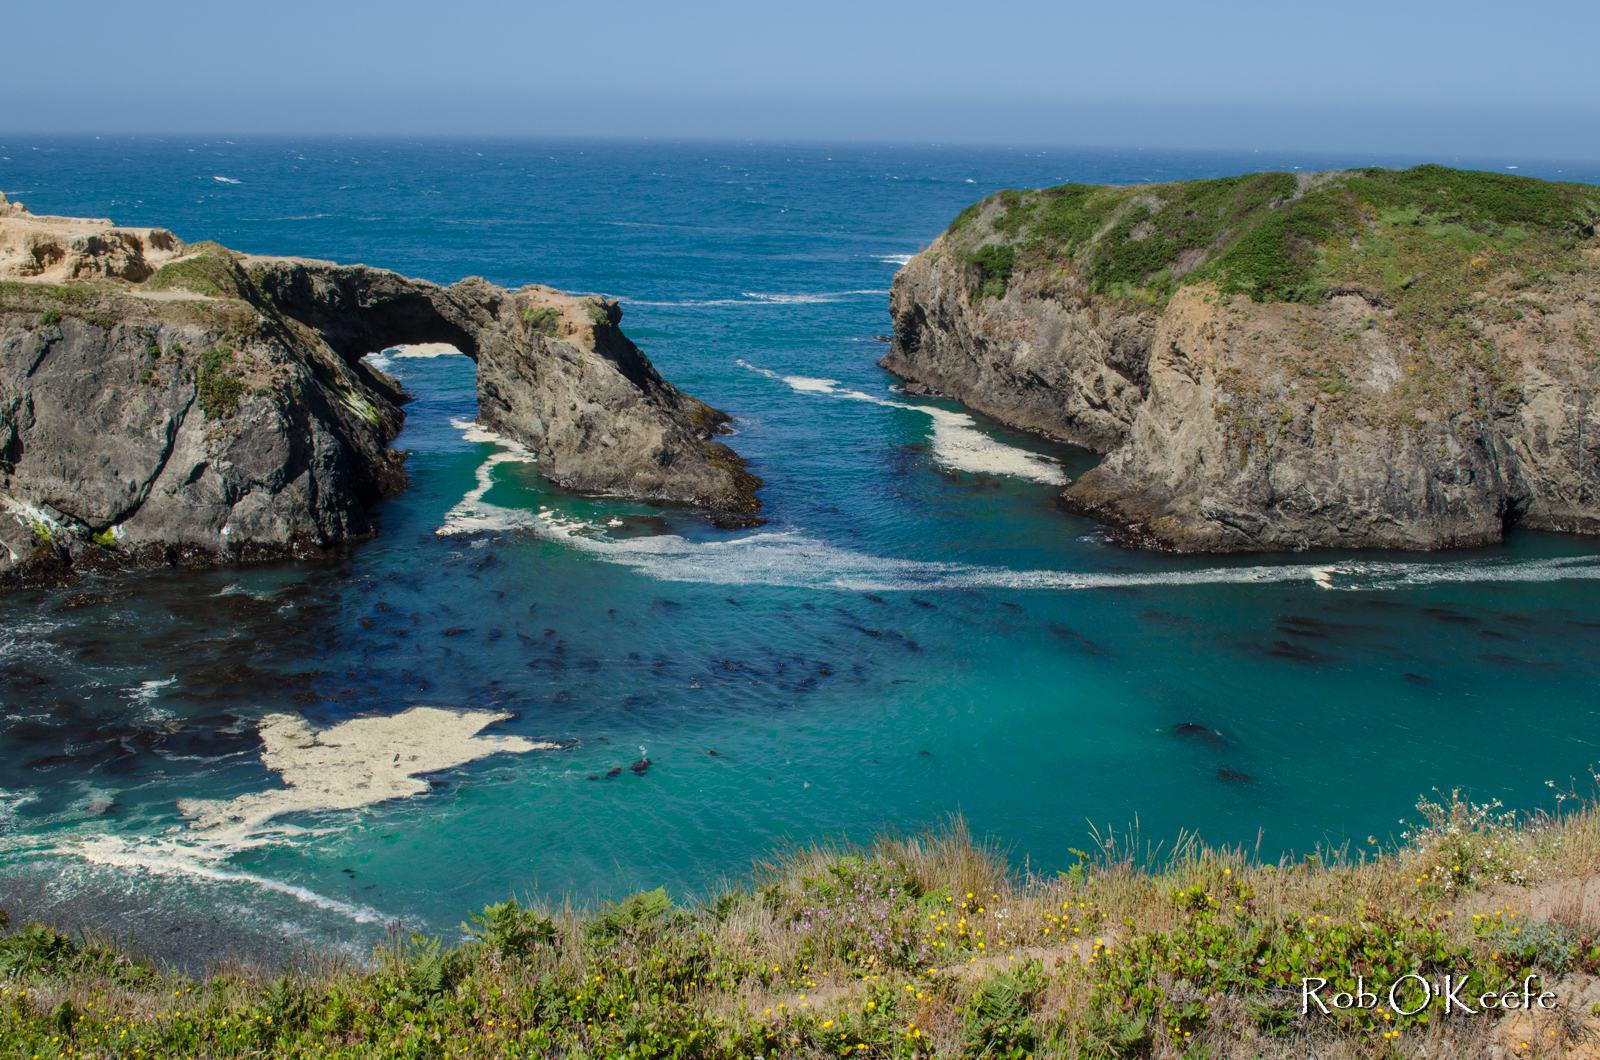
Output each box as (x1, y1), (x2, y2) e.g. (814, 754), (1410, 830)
(883, 166), (1600, 551)
(0, 193), (762, 586)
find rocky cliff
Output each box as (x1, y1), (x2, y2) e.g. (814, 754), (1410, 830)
(884, 167), (1600, 551)
(0, 193), (761, 586)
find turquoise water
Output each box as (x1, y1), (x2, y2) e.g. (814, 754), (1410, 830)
(3, 139), (1600, 954)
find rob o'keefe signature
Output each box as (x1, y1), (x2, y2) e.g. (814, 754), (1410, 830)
(1302, 974), (1558, 1016)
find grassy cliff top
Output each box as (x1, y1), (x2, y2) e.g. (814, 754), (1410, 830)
(944, 165), (1600, 311)
(2, 790), (1598, 1058)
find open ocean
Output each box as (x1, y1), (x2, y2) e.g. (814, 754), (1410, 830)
(3, 137), (1599, 964)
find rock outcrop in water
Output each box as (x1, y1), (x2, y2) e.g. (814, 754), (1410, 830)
(884, 167), (1600, 551)
(0, 194), (762, 585)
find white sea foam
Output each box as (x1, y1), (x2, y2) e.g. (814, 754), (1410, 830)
(739, 360), (1067, 485)
(212, 176), (241, 184)
(34, 707), (555, 925)
(436, 419), (544, 535)
(429, 375), (1600, 596)
(741, 289), (889, 304)
(437, 473), (1600, 598)
(625, 291), (888, 308)
(781, 375), (843, 394)
(65, 834), (389, 923)
(558, 533), (1600, 595)
(912, 405), (1068, 485)
(879, 254), (915, 266)
(179, 707), (551, 841)
(126, 676), (176, 703)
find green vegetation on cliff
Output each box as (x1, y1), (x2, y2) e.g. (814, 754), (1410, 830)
(948, 165), (1600, 310)
(3, 791), (1598, 1059)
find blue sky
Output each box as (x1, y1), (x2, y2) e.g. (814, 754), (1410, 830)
(6, 0), (1597, 154)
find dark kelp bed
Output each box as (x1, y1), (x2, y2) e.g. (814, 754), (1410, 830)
(3, 787), (1599, 1059)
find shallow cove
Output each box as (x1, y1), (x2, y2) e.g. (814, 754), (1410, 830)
(1, 139), (1599, 960)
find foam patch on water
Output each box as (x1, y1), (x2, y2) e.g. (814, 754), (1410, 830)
(443, 492), (1600, 596)
(738, 360), (1067, 485)
(437, 419), (543, 535)
(741, 289), (889, 304)
(179, 707), (551, 841)
(432, 368), (1600, 595)
(879, 254), (915, 266)
(26, 707), (554, 925)
(913, 405), (1068, 485)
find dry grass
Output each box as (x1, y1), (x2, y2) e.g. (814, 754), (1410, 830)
(6, 788), (1600, 1057)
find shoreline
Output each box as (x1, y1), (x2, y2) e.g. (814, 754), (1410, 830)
(1, 794), (1595, 1057)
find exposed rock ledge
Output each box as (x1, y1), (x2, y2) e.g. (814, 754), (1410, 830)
(884, 166), (1600, 551)
(0, 193), (762, 586)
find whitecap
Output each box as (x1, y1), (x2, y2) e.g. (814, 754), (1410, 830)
(879, 254), (915, 266)
(212, 176), (241, 184)
(126, 676), (176, 703)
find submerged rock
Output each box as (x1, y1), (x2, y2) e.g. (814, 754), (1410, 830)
(0, 193), (763, 586)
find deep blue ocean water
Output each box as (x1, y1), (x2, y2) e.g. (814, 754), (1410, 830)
(2, 138), (1600, 956)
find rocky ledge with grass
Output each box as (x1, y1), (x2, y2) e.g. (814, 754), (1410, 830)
(884, 166), (1600, 551)
(0, 193), (762, 586)
(2, 796), (1599, 1058)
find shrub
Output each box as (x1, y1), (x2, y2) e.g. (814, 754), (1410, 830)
(465, 898), (559, 956)
(1402, 789), (1537, 892)
(962, 966), (1045, 1059)
(523, 305), (561, 336)
(0, 922), (77, 974)
(586, 887), (674, 942)
(966, 244), (1016, 302)
(196, 345), (246, 419)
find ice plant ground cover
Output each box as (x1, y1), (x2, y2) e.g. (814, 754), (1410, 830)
(3, 789), (1600, 1059)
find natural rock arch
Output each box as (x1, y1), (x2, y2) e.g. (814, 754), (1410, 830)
(0, 204), (762, 581)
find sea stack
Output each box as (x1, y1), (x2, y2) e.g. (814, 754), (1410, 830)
(883, 166), (1600, 551)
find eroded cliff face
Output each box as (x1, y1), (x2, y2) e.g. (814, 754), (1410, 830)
(0, 193), (761, 586)
(1064, 280), (1600, 551)
(883, 236), (1153, 452)
(884, 168), (1600, 552)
